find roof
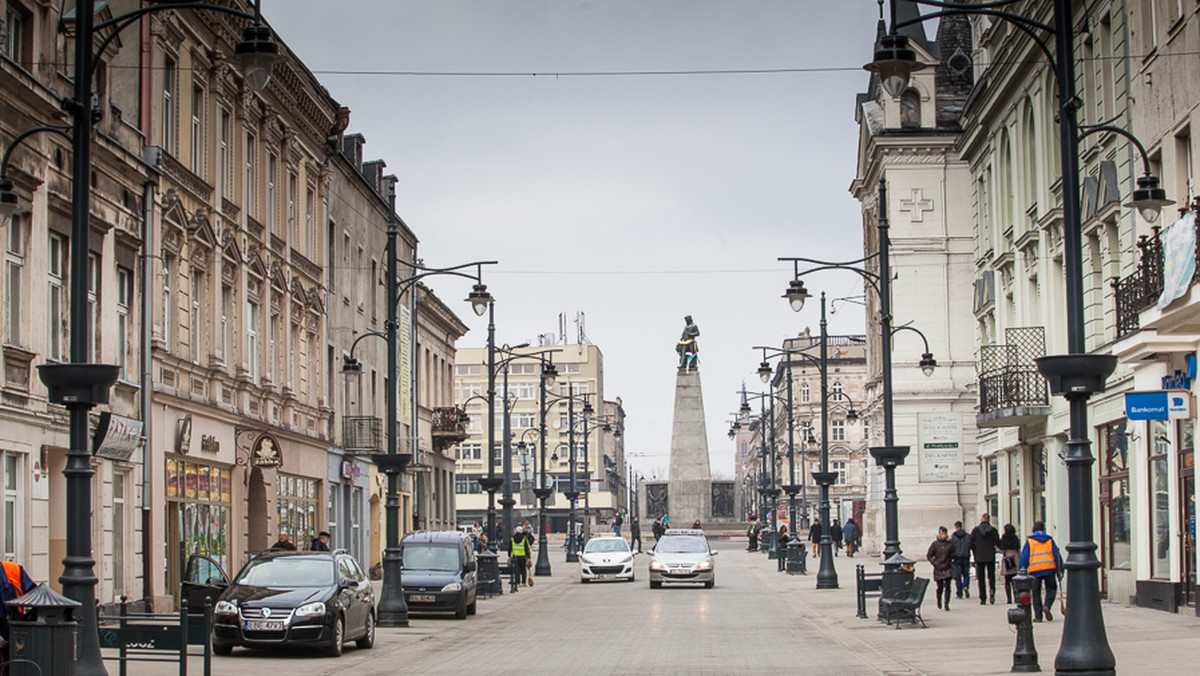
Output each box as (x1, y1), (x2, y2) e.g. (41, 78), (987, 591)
(400, 530), (470, 544)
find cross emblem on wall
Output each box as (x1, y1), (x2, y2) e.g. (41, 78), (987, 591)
(898, 188), (934, 222)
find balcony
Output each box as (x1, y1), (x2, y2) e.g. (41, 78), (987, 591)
(342, 416), (382, 453)
(977, 327), (1050, 428)
(431, 406), (469, 451)
(1113, 205), (1200, 339)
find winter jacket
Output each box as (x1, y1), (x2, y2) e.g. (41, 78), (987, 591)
(830, 522), (843, 542)
(1018, 531), (1063, 578)
(842, 520), (859, 544)
(999, 531), (1022, 576)
(808, 522), (822, 543)
(968, 522), (1001, 563)
(950, 528), (971, 560)
(927, 538), (955, 580)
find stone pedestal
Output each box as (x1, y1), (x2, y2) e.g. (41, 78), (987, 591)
(668, 370), (711, 525)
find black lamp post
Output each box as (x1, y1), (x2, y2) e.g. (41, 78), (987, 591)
(0, 3), (283, 673)
(868, 2), (1175, 672)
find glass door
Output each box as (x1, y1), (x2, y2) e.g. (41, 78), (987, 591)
(1180, 420), (1195, 607)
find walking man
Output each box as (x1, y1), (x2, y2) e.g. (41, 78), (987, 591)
(630, 516), (642, 553)
(830, 519), (843, 556)
(969, 514), (1001, 604)
(1019, 521), (1064, 622)
(842, 518), (859, 557)
(949, 520), (972, 599)
(510, 525), (530, 587)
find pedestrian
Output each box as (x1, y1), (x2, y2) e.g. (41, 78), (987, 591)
(652, 517), (666, 544)
(999, 523), (1021, 603)
(969, 513), (1001, 604)
(808, 517), (822, 557)
(830, 519), (843, 557)
(0, 559), (36, 662)
(270, 529), (297, 551)
(509, 525), (530, 587)
(692, 519), (702, 529)
(842, 518), (859, 557)
(613, 512), (624, 536)
(927, 526), (954, 611)
(522, 520), (536, 586)
(746, 515), (760, 552)
(1018, 520), (1064, 622)
(777, 523), (789, 545)
(950, 520), (972, 599)
(310, 530), (331, 551)
(472, 521), (487, 553)
(630, 516), (642, 553)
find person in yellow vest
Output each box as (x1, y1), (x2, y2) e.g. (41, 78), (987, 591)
(510, 525), (530, 587)
(0, 560), (36, 661)
(1017, 521), (1064, 622)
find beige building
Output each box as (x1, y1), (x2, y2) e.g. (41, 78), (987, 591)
(454, 340), (622, 535)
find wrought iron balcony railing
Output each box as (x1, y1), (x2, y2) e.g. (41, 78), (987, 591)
(431, 406), (469, 451)
(342, 416), (382, 453)
(977, 327), (1050, 427)
(1113, 200), (1200, 338)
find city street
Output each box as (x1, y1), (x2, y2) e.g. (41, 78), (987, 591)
(126, 538), (1200, 676)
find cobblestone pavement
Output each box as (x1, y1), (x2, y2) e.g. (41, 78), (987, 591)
(122, 538), (1200, 675)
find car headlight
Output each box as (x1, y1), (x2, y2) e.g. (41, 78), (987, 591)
(649, 560), (664, 571)
(579, 556), (594, 565)
(696, 559), (713, 570)
(295, 602), (326, 617)
(441, 582), (462, 592)
(214, 600), (238, 615)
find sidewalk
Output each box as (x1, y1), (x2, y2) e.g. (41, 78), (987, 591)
(749, 542), (1200, 675)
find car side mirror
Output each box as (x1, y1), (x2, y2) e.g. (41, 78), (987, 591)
(464, 560), (477, 572)
(339, 578), (359, 590)
(710, 551), (719, 556)
(206, 576), (228, 587)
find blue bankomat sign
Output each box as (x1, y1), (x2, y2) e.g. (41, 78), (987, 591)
(1124, 390), (1194, 420)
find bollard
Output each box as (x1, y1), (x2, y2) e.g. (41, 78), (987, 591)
(1008, 569), (1040, 672)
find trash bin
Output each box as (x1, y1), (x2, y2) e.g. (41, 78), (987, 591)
(476, 549), (503, 598)
(877, 553), (915, 622)
(5, 582), (81, 676)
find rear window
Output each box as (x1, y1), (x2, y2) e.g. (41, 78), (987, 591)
(235, 557), (335, 587)
(401, 544), (461, 572)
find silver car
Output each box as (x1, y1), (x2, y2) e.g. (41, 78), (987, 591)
(648, 529), (716, 588)
(580, 535), (636, 582)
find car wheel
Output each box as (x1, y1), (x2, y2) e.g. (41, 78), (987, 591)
(454, 600), (468, 620)
(355, 611), (375, 649)
(213, 642), (233, 657)
(466, 599), (477, 616)
(704, 580), (714, 589)
(580, 577), (588, 583)
(325, 616), (345, 657)
(650, 580), (662, 589)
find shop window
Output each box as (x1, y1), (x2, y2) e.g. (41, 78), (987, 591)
(1098, 419), (1131, 570)
(277, 474), (320, 549)
(166, 458), (232, 577)
(1149, 419), (1171, 579)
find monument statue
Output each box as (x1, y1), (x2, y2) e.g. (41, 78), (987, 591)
(676, 315), (699, 371)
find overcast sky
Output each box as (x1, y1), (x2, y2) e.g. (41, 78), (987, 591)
(269, 1), (893, 479)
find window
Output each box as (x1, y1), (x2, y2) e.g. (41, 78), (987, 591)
(326, 220), (335, 291)
(5, 216), (24, 346)
(1007, 450), (1021, 530)
(116, 267), (132, 379)
(220, 285), (231, 361)
(800, 382), (810, 403)
(86, 254), (99, 362)
(455, 475), (483, 494)
(47, 234), (65, 360)
(900, 89), (920, 128)
(306, 187), (315, 257)
(327, 483), (338, 551)
(244, 133), (256, 216)
(351, 486), (363, 561)
(2, 2), (31, 70)
(455, 364), (482, 377)
(287, 172), (297, 242)
(832, 460), (847, 485)
(1149, 419), (1171, 579)
(831, 419), (846, 442)
(267, 153), (278, 234)
(162, 56), (176, 153)
(456, 444), (482, 461)
(276, 474), (320, 551)
(1, 453), (23, 561)
(191, 271), (204, 364)
(831, 381), (844, 401)
(1098, 419), (1131, 570)
(267, 312), (277, 381)
(984, 456), (999, 520)
(162, 256), (173, 350)
(1030, 444), (1047, 526)
(166, 458), (231, 575)
(246, 300), (258, 380)
(112, 471), (126, 597)
(219, 110), (230, 201)
(191, 85), (204, 175)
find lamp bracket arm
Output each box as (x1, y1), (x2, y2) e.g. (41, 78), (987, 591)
(779, 258), (882, 295)
(346, 329), (386, 358)
(1077, 124), (1153, 176)
(891, 323), (933, 353)
(1, 125), (72, 177)
(893, 3), (1055, 72)
(394, 261), (496, 306)
(90, 3), (261, 77)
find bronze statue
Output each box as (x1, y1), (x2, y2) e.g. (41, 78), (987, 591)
(676, 315), (699, 371)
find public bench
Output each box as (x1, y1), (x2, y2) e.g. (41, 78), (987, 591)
(98, 598), (212, 676)
(879, 577), (930, 629)
(855, 565), (884, 619)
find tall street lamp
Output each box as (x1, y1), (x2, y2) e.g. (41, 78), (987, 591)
(555, 390), (594, 562)
(0, 3), (283, 673)
(868, 2), (1174, 672)
(738, 386), (783, 558)
(343, 183), (493, 626)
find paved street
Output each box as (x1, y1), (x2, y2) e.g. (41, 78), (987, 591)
(125, 538), (1200, 675)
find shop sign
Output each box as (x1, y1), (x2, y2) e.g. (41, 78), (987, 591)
(341, 461), (362, 480)
(918, 413), (964, 482)
(1125, 390), (1194, 420)
(176, 415), (193, 455)
(93, 413), (143, 462)
(250, 433), (283, 467)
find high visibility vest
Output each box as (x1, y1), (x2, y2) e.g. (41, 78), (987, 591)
(511, 537), (527, 557)
(2, 561), (23, 590)
(1026, 538), (1057, 575)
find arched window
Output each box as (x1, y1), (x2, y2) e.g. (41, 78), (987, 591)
(831, 381), (844, 401)
(900, 89), (921, 129)
(800, 382), (810, 403)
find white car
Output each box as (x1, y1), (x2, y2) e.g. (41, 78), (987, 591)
(579, 535), (636, 582)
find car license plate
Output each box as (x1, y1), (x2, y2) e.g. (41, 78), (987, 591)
(244, 619), (284, 631)
(595, 575), (608, 580)
(409, 594), (436, 603)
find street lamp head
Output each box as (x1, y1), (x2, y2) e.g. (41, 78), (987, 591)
(728, 426), (737, 440)
(864, 32), (926, 98)
(846, 407), (859, 424)
(0, 178), (17, 222)
(341, 356), (362, 380)
(739, 400), (752, 416)
(541, 361), (558, 387)
(757, 360), (772, 384)
(1125, 175), (1175, 223)
(919, 352), (937, 377)
(232, 25), (285, 92)
(465, 282), (492, 316)
(783, 278), (810, 313)
(582, 399), (594, 416)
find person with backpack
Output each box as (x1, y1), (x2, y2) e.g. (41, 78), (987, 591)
(950, 520), (972, 599)
(746, 515), (760, 551)
(842, 518), (859, 557)
(969, 514), (1002, 604)
(830, 519), (843, 556)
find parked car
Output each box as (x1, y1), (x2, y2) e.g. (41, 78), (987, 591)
(201, 549), (375, 657)
(400, 530), (478, 619)
(579, 535), (636, 582)
(648, 529), (717, 589)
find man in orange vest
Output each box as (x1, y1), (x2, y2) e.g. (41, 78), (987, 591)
(0, 560), (36, 661)
(1017, 521), (1063, 622)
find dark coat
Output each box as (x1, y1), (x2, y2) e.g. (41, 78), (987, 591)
(968, 522), (1001, 563)
(808, 522), (822, 543)
(842, 520), (859, 544)
(927, 538), (954, 580)
(950, 528), (971, 560)
(630, 520), (641, 537)
(830, 522), (843, 542)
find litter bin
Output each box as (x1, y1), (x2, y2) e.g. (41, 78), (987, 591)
(5, 582), (81, 676)
(477, 549), (503, 598)
(877, 553), (915, 622)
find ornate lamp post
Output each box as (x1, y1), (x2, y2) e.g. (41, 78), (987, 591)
(867, 2), (1174, 671)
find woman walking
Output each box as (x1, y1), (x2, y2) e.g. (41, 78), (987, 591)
(927, 526), (955, 611)
(999, 523), (1022, 603)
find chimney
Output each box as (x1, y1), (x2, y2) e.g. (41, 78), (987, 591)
(361, 160), (386, 195)
(341, 133), (366, 170)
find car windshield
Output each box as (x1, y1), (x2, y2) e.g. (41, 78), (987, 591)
(401, 544), (461, 572)
(584, 538), (630, 554)
(235, 557), (334, 587)
(656, 536), (709, 554)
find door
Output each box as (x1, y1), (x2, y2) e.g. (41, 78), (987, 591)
(336, 556), (365, 633)
(182, 554), (229, 615)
